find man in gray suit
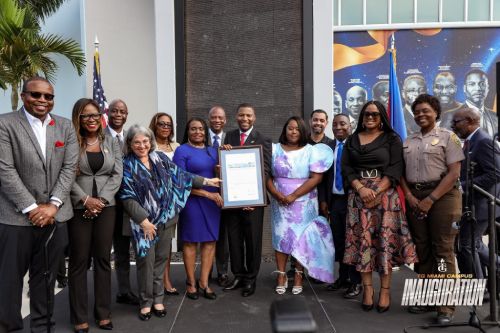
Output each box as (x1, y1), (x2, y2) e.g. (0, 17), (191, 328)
(207, 105), (230, 286)
(105, 99), (139, 305)
(0, 77), (78, 332)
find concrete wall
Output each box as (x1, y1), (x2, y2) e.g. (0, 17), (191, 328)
(84, 0), (158, 129)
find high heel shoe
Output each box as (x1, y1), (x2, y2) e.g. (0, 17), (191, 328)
(97, 319), (113, 330)
(185, 280), (199, 300)
(138, 308), (152, 321)
(273, 270), (288, 295)
(362, 284), (374, 311)
(292, 269), (304, 295)
(198, 283), (217, 300)
(74, 324), (89, 333)
(376, 286), (391, 313)
(152, 305), (167, 317)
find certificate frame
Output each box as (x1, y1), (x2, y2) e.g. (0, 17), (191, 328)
(219, 145), (267, 209)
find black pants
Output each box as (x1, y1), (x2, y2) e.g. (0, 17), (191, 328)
(68, 207), (115, 325)
(113, 202), (133, 295)
(225, 208), (264, 284)
(215, 217), (229, 276)
(0, 222), (68, 332)
(329, 194), (360, 284)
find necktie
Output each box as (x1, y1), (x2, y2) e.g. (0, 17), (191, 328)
(213, 135), (219, 148)
(117, 133), (123, 146)
(334, 142), (344, 191)
(240, 132), (246, 146)
(463, 139), (469, 154)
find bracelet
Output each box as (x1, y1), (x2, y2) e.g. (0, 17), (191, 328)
(428, 194), (438, 203)
(82, 195), (89, 206)
(355, 185), (364, 192)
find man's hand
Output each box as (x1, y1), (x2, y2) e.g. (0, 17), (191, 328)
(28, 203), (58, 227)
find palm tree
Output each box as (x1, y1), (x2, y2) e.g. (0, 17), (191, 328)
(0, 0), (85, 111)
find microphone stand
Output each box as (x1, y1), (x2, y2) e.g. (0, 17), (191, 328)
(44, 224), (57, 333)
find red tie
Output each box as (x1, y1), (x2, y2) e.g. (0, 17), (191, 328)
(240, 132), (246, 146)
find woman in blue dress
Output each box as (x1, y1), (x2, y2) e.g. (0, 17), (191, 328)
(174, 117), (223, 300)
(266, 116), (334, 295)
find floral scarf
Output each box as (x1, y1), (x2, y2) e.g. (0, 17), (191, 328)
(119, 151), (194, 257)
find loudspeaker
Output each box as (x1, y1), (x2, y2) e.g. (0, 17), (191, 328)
(270, 298), (317, 333)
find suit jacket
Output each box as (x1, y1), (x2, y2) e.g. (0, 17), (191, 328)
(71, 135), (123, 209)
(442, 104), (498, 138)
(0, 109), (79, 225)
(223, 128), (272, 177)
(460, 128), (500, 220)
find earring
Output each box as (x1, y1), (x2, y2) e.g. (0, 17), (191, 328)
(380, 123), (383, 129)
(362, 123), (366, 129)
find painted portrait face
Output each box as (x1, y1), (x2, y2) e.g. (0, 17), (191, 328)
(464, 72), (489, 107)
(433, 73), (457, 107)
(372, 81), (389, 109)
(333, 90), (342, 115)
(345, 86), (367, 119)
(403, 77), (427, 106)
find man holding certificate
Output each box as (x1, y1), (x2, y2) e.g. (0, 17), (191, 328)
(222, 103), (271, 297)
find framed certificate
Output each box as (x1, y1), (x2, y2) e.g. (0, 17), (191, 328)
(219, 145), (267, 209)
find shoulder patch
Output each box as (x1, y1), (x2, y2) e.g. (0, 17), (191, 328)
(450, 132), (461, 147)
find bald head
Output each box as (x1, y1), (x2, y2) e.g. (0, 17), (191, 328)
(451, 107), (481, 139)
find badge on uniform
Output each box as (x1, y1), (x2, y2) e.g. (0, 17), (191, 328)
(431, 138), (439, 146)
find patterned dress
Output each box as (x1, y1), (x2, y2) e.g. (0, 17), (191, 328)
(270, 143), (335, 283)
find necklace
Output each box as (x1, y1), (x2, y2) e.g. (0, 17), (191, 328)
(86, 138), (99, 146)
(158, 141), (172, 152)
(188, 140), (205, 149)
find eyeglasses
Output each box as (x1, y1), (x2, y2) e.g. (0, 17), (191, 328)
(132, 139), (151, 147)
(23, 91), (55, 101)
(363, 112), (381, 119)
(157, 121), (173, 129)
(451, 118), (468, 125)
(80, 113), (102, 121)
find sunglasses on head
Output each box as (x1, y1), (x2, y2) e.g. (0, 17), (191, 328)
(23, 91), (55, 101)
(364, 111), (381, 119)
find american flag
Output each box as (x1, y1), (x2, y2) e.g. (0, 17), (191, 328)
(93, 48), (108, 126)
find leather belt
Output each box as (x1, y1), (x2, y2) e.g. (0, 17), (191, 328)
(360, 169), (380, 179)
(408, 180), (440, 191)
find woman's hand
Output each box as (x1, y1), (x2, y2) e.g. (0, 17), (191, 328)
(84, 197), (105, 214)
(220, 144), (232, 151)
(358, 187), (376, 204)
(205, 177), (221, 187)
(282, 193), (298, 205)
(208, 192), (224, 207)
(140, 219), (157, 241)
(406, 193), (420, 210)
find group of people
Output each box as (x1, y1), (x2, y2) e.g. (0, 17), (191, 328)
(0, 76), (499, 333)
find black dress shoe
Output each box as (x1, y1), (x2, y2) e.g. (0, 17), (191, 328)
(217, 274), (229, 287)
(326, 278), (350, 291)
(97, 321), (113, 330)
(223, 278), (243, 291)
(152, 306), (167, 318)
(241, 283), (256, 297)
(116, 293), (140, 305)
(343, 283), (362, 299)
(138, 311), (152, 321)
(436, 312), (453, 325)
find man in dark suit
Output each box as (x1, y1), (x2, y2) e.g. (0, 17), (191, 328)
(207, 106), (230, 286)
(105, 99), (139, 305)
(0, 77), (78, 332)
(319, 113), (362, 298)
(451, 107), (500, 282)
(222, 103), (271, 297)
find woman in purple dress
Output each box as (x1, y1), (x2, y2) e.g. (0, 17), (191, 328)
(173, 117), (223, 300)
